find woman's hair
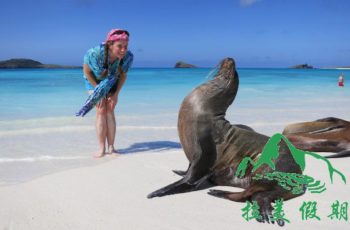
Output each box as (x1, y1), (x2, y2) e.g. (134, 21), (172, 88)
(103, 43), (110, 70)
(118, 59), (125, 79)
(102, 42), (125, 78)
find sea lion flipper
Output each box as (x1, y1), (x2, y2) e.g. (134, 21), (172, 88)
(172, 170), (187, 176)
(172, 164), (191, 176)
(147, 174), (213, 199)
(314, 117), (345, 123)
(147, 178), (191, 199)
(326, 150), (350, 158)
(207, 189), (249, 202)
(235, 124), (255, 132)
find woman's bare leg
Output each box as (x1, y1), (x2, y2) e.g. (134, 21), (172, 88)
(95, 99), (107, 157)
(106, 95), (118, 154)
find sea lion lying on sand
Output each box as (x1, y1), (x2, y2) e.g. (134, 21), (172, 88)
(283, 117), (350, 158)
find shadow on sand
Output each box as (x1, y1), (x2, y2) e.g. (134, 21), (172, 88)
(118, 141), (182, 154)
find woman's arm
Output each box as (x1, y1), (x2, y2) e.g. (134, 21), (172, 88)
(83, 63), (98, 87)
(115, 70), (127, 95)
(107, 70), (127, 108)
(113, 51), (133, 96)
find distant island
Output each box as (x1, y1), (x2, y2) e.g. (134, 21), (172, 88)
(0, 59), (81, 69)
(290, 63), (313, 69)
(174, 61), (197, 68)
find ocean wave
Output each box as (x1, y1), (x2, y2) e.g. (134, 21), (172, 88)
(0, 125), (177, 137)
(0, 155), (89, 163)
(0, 114), (178, 129)
(0, 126), (94, 136)
(0, 116), (87, 125)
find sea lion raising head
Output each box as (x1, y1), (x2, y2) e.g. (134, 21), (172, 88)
(148, 58), (307, 226)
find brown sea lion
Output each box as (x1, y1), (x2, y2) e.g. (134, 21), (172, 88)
(147, 58), (306, 226)
(283, 117), (350, 158)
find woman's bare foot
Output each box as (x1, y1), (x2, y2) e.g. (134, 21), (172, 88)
(94, 149), (105, 158)
(107, 145), (119, 155)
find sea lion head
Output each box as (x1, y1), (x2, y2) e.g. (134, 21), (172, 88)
(215, 58), (236, 80)
(181, 58), (239, 116)
(210, 58), (239, 111)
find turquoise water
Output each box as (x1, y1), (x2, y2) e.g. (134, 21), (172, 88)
(0, 67), (349, 185)
(0, 68), (349, 120)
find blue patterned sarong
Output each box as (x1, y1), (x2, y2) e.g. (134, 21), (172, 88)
(75, 76), (117, 116)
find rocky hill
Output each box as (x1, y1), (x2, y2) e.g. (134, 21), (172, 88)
(290, 64), (313, 69)
(174, 61), (197, 68)
(0, 58), (81, 69)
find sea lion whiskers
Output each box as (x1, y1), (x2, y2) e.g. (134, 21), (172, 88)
(205, 63), (221, 79)
(205, 58), (235, 80)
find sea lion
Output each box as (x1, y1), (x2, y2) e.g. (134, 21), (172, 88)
(283, 117), (350, 158)
(147, 58), (305, 226)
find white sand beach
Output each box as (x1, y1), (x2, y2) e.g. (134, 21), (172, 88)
(0, 148), (349, 230)
(1, 105), (350, 229)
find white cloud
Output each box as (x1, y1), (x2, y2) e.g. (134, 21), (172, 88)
(240, 0), (261, 7)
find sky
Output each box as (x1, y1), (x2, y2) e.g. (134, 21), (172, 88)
(1, 0), (349, 67)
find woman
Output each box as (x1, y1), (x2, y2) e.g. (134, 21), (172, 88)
(83, 29), (133, 157)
